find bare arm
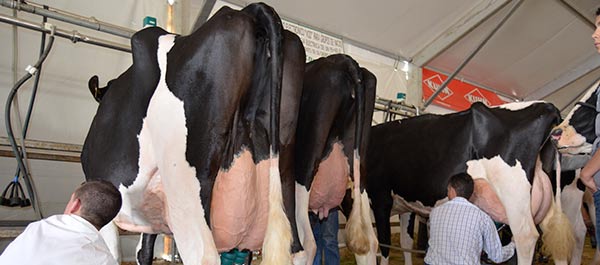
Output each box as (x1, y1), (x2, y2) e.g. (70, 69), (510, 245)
(581, 150), (600, 192)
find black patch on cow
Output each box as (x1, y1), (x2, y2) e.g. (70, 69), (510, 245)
(569, 87), (598, 144)
(295, 54), (376, 189)
(82, 27), (168, 187)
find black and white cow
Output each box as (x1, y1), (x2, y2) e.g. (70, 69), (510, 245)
(294, 54), (378, 265)
(367, 101), (574, 265)
(82, 3), (306, 265)
(552, 79), (600, 264)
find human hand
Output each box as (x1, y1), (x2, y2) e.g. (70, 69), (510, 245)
(581, 175), (598, 193)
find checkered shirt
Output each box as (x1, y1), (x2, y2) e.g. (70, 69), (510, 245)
(424, 197), (515, 265)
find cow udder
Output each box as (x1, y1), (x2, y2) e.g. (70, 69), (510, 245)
(309, 142), (350, 219)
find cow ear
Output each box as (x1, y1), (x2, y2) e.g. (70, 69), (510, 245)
(88, 76), (100, 102)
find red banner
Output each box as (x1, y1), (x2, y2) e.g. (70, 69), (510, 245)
(422, 68), (507, 111)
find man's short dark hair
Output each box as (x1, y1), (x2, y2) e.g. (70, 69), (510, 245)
(73, 180), (122, 229)
(596, 7), (600, 16)
(448, 172), (474, 199)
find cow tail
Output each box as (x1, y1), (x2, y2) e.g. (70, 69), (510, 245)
(541, 151), (574, 261)
(345, 59), (371, 255)
(246, 3), (292, 265)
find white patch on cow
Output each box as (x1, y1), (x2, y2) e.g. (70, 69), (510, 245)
(399, 212), (413, 265)
(113, 117), (160, 233)
(561, 174), (585, 265)
(144, 34), (218, 265)
(294, 182), (316, 265)
(99, 221), (121, 263)
(554, 81), (599, 154)
(390, 192), (432, 218)
(495, 100), (545, 111)
(553, 121), (589, 154)
(466, 156), (538, 265)
(380, 256), (389, 265)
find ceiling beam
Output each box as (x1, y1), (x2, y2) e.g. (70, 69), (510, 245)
(191, 0), (217, 31)
(556, 0), (595, 29)
(526, 55), (600, 100)
(411, 0), (511, 67)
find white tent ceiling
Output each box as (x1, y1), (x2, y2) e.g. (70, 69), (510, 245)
(236, 0), (600, 110)
(0, 0), (599, 220)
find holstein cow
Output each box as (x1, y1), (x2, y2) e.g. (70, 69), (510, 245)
(82, 3), (306, 265)
(367, 101), (575, 265)
(294, 54), (378, 265)
(552, 79), (600, 264)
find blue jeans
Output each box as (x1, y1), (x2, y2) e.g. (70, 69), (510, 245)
(594, 190), (600, 246)
(310, 209), (340, 265)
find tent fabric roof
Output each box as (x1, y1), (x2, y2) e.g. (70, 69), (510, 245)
(249, 0), (600, 109)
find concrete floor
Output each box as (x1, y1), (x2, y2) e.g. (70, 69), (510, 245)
(121, 232), (598, 264)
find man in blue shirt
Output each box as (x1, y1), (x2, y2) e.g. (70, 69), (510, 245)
(424, 172), (515, 265)
(579, 7), (600, 264)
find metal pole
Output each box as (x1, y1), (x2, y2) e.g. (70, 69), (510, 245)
(559, 76), (600, 112)
(0, 137), (82, 153)
(423, 0), (524, 108)
(0, 0), (135, 39)
(375, 98), (418, 114)
(0, 14), (131, 53)
(378, 243), (426, 254)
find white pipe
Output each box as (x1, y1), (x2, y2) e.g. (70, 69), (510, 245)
(0, 14), (131, 53)
(1, 0), (135, 39)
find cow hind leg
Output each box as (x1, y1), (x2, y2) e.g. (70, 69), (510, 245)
(147, 33), (219, 265)
(371, 191), (392, 265)
(466, 157), (538, 264)
(136, 233), (158, 265)
(560, 180), (585, 265)
(399, 213), (413, 265)
(294, 183), (315, 265)
(160, 162), (219, 265)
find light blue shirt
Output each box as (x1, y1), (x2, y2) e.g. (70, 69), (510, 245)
(592, 82), (600, 188)
(424, 197), (515, 265)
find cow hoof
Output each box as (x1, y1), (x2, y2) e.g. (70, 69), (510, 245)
(291, 250), (307, 265)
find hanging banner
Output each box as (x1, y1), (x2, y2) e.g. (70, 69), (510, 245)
(282, 20), (344, 62)
(422, 68), (507, 111)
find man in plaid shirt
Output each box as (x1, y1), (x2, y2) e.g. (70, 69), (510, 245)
(424, 172), (515, 265)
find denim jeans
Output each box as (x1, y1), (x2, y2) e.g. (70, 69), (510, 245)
(310, 209), (340, 265)
(594, 190), (600, 246)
